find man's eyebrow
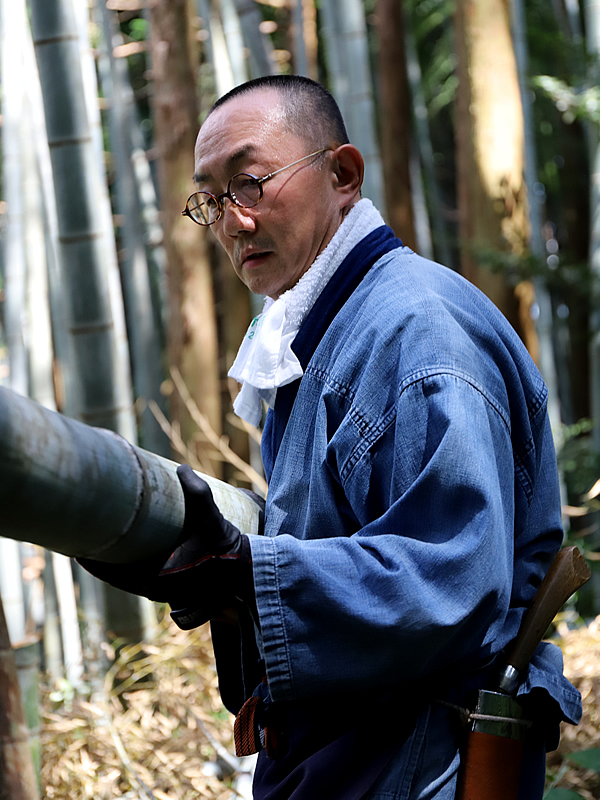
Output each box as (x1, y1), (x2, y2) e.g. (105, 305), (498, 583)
(193, 144), (258, 185)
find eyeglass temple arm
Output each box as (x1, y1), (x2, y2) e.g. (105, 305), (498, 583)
(260, 148), (330, 185)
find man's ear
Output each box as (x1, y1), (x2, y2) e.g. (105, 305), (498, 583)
(330, 144), (364, 205)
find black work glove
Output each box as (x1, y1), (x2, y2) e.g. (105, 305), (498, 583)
(78, 464), (264, 629)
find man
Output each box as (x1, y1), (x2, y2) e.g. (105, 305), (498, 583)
(83, 76), (581, 799)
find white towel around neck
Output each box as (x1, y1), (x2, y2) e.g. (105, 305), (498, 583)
(228, 199), (385, 427)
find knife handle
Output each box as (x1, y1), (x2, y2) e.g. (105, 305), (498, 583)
(504, 546), (590, 674)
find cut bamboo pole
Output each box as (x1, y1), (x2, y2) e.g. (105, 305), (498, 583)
(0, 385), (262, 563)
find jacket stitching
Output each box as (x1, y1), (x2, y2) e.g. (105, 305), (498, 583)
(341, 371), (537, 505)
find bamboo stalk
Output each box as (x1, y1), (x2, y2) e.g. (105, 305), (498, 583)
(29, 0), (137, 440)
(0, 592), (40, 800)
(220, 0), (248, 85)
(510, 0), (566, 451)
(403, 6), (454, 268)
(95, 0), (170, 456)
(23, 5), (75, 416)
(52, 554), (84, 688)
(320, 0), (384, 209)
(0, 540), (26, 644)
(1, 0), (28, 398)
(585, 0), (600, 453)
(230, 0), (276, 77)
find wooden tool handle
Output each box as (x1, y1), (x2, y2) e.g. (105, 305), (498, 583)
(504, 546), (590, 672)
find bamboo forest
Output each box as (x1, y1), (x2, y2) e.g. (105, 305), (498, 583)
(1, 0), (600, 797)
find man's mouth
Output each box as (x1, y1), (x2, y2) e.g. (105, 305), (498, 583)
(241, 251), (271, 268)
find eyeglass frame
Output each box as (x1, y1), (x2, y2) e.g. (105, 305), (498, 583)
(181, 148), (331, 226)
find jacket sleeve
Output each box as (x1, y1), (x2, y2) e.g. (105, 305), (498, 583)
(249, 372), (565, 706)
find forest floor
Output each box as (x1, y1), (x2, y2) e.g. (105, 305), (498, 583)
(39, 613), (600, 799)
(546, 618), (600, 799)
(40, 616), (242, 799)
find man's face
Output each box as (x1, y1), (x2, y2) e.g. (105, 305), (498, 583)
(193, 90), (346, 299)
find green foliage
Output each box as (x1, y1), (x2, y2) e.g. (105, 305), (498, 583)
(566, 748), (600, 771)
(127, 17), (148, 42)
(117, 11), (152, 142)
(558, 419), (600, 499)
(545, 748), (600, 798)
(408, 0), (457, 118)
(468, 245), (544, 285)
(545, 746), (600, 797)
(526, 0), (586, 83)
(534, 75), (600, 126)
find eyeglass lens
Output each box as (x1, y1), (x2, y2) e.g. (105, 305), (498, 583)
(229, 174), (262, 208)
(186, 173), (262, 225)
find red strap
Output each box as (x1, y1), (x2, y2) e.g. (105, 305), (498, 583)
(234, 695), (262, 757)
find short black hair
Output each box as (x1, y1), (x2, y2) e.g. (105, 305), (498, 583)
(207, 75), (350, 150)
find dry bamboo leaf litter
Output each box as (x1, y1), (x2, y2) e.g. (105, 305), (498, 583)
(41, 619), (240, 799)
(545, 618), (600, 798)
(41, 614), (600, 798)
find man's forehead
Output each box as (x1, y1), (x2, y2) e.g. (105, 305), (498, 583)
(194, 90), (288, 180)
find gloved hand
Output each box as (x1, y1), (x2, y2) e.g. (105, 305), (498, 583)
(78, 464), (264, 629)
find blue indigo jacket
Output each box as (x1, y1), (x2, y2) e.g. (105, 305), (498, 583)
(220, 228), (581, 798)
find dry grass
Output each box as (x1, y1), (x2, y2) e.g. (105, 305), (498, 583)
(546, 617), (600, 798)
(40, 615), (600, 799)
(40, 618), (243, 799)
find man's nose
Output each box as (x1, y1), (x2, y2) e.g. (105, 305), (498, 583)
(221, 198), (257, 236)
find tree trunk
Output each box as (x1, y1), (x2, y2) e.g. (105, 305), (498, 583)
(375, 0), (416, 248)
(212, 240), (253, 484)
(0, 592), (39, 800)
(149, 0), (222, 464)
(454, 0), (531, 341)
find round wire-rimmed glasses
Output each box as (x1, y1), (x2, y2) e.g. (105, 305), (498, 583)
(181, 148), (330, 226)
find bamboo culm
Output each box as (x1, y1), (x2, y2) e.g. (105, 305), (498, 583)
(0, 385), (262, 564)
(29, 0), (137, 440)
